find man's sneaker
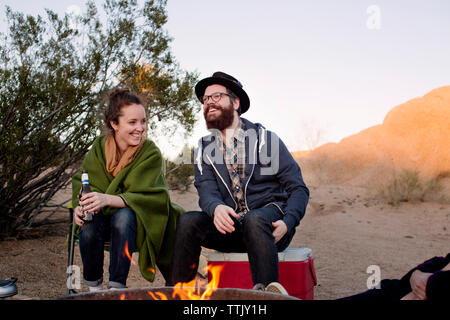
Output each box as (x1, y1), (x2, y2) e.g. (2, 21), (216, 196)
(252, 283), (266, 291)
(265, 282), (288, 295)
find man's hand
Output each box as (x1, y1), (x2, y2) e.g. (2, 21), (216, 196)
(410, 270), (432, 300)
(213, 204), (239, 234)
(272, 220), (288, 243)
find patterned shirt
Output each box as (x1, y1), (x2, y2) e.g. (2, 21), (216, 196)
(216, 120), (247, 217)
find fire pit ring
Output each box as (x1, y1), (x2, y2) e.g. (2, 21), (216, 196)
(58, 286), (300, 300)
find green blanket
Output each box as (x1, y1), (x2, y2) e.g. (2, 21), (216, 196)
(72, 136), (184, 282)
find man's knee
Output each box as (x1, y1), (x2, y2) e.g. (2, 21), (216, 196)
(177, 211), (207, 230)
(242, 210), (271, 230)
(242, 210), (274, 242)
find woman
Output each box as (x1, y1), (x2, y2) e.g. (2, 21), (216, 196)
(72, 88), (184, 291)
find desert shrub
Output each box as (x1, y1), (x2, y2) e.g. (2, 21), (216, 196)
(165, 161), (194, 191)
(0, 0), (198, 239)
(435, 171), (450, 180)
(165, 145), (195, 191)
(382, 169), (443, 205)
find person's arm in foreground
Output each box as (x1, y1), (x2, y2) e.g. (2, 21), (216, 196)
(402, 259), (450, 300)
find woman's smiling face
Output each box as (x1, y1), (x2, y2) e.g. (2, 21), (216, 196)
(110, 103), (146, 153)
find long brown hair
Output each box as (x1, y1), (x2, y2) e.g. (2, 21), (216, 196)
(104, 88), (144, 134)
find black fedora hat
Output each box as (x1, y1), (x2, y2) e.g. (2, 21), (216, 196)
(195, 71), (250, 114)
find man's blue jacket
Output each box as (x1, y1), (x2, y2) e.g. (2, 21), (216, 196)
(193, 118), (309, 232)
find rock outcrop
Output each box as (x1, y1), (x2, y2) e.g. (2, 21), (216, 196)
(295, 86), (450, 189)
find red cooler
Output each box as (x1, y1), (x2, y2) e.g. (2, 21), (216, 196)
(207, 248), (317, 300)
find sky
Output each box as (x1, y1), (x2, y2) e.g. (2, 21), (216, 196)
(1, 0), (449, 158)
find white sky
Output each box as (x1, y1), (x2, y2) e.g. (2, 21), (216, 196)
(1, 0), (449, 158)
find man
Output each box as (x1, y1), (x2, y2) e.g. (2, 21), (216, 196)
(168, 72), (309, 294)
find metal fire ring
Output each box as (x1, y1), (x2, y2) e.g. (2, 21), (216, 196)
(58, 286), (300, 300)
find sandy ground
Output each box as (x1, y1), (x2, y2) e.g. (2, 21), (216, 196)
(0, 185), (449, 300)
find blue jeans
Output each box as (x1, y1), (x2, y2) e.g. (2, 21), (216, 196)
(168, 206), (296, 286)
(78, 208), (137, 288)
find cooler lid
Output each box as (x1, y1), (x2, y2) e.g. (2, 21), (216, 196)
(207, 248), (312, 262)
(278, 248), (312, 261)
(207, 251), (249, 261)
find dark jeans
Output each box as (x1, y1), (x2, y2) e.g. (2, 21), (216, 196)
(338, 279), (409, 301)
(78, 207), (137, 288)
(168, 206), (296, 286)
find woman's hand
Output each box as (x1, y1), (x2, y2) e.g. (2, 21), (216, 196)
(79, 192), (109, 214)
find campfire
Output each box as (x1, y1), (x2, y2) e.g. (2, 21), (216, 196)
(59, 242), (299, 300)
(121, 241), (225, 300)
(123, 241), (136, 266)
(123, 242), (224, 300)
(162, 264), (223, 300)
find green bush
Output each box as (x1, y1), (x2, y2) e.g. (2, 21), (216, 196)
(165, 160), (194, 191)
(165, 145), (195, 191)
(0, 0), (198, 239)
(383, 169), (443, 205)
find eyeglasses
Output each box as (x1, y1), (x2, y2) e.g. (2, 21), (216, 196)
(201, 92), (231, 104)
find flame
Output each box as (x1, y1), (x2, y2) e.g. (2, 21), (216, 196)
(149, 264), (223, 300)
(120, 244), (224, 301)
(123, 241), (136, 265)
(147, 291), (168, 300)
